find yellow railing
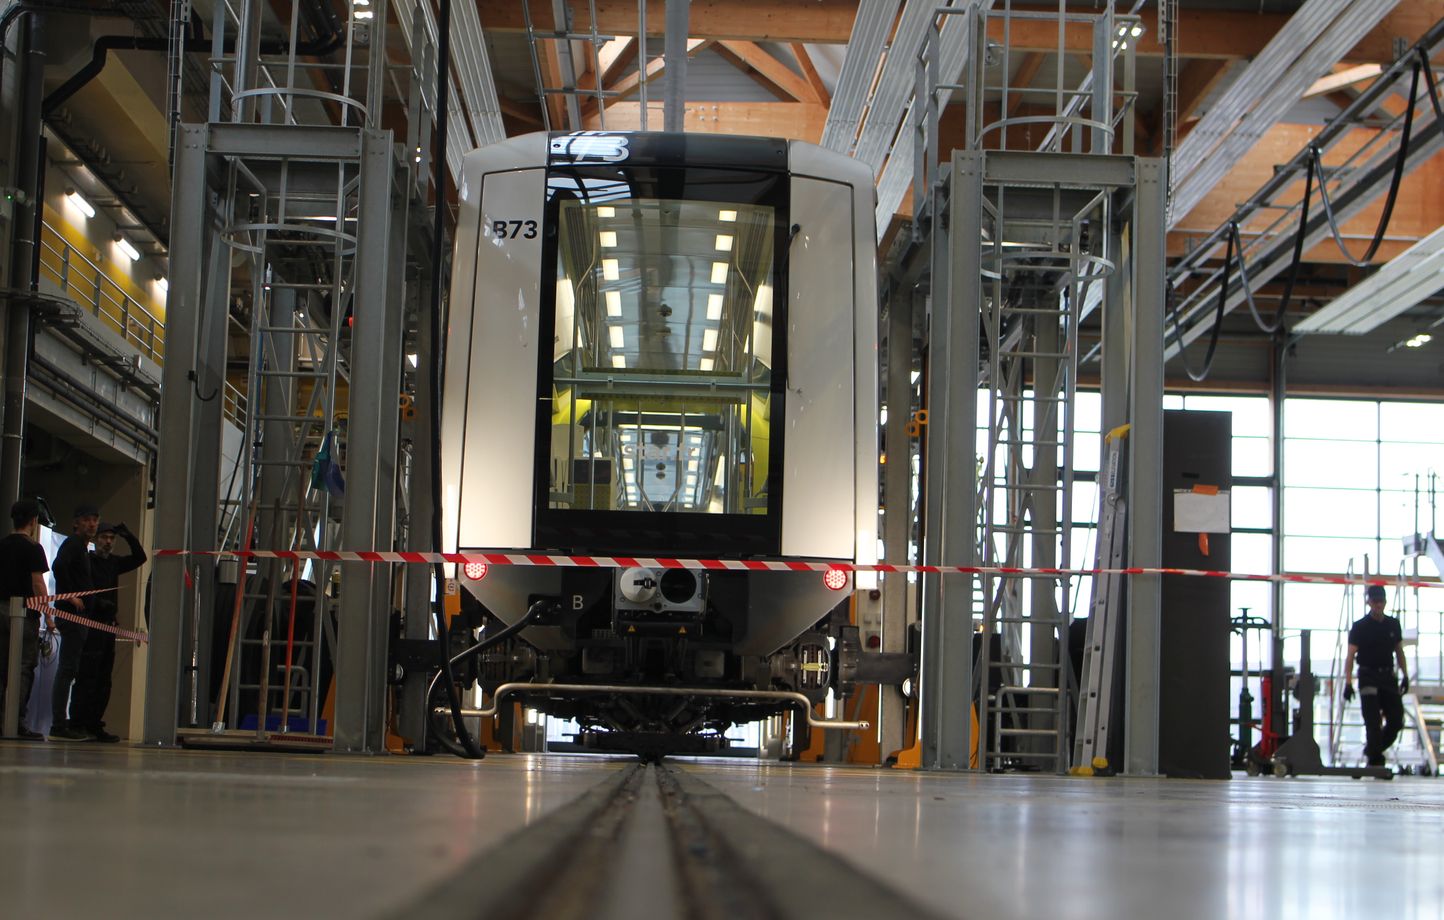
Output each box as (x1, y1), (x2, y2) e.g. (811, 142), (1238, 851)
(37, 220), (165, 362)
(36, 220), (248, 425)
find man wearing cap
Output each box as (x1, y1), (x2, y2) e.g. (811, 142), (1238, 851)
(49, 504), (99, 741)
(0, 500), (50, 739)
(1343, 584), (1410, 767)
(71, 521), (146, 743)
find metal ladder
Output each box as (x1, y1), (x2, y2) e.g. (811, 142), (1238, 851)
(1073, 427), (1129, 771)
(974, 278), (1079, 772)
(216, 217), (351, 736)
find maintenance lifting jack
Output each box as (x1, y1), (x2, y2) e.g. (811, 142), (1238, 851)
(1265, 630), (1392, 780)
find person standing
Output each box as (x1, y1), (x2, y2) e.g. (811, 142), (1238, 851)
(49, 504), (99, 741)
(71, 521), (146, 743)
(1343, 584), (1410, 767)
(0, 500), (50, 740)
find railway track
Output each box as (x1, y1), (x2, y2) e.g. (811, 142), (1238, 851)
(396, 762), (950, 920)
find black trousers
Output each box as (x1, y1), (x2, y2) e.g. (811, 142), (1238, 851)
(71, 627), (116, 732)
(1360, 682), (1405, 764)
(0, 611), (40, 731)
(52, 615), (89, 726)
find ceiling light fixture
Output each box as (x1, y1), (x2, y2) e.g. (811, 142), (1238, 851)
(702, 329), (718, 352)
(605, 290), (622, 316)
(710, 262), (728, 284)
(115, 235), (141, 262)
(599, 230), (617, 248)
(597, 206), (615, 218)
(602, 258), (620, 281)
(706, 293), (723, 321)
(715, 234), (733, 252)
(718, 209), (737, 222)
(65, 189), (95, 219)
(609, 325), (625, 349)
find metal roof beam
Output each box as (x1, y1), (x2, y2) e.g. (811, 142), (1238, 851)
(1169, 0), (1405, 227)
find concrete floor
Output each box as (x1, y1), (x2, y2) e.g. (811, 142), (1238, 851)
(2, 743), (1440, 919)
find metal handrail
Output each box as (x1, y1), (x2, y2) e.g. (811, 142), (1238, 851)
(37, 220), (165, 362)
(36, 219), (248, 426)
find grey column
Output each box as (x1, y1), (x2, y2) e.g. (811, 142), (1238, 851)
(663, 0), (691, 131)
(919, 151), (982, 771)
(1123, 158), (1166, 775)
(143, 125), (212, 744)
(1028, 316), (1061, 748)
(0, 10), (43, 509)
(398, 275), (435, 742)
(880, 287), (914, 757)
(185, 217), (234, 727)
(333, 130), (396, 753)
(365, 181), (410, 739)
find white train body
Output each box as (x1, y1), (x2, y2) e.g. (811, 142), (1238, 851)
(438, 131), (878, 748)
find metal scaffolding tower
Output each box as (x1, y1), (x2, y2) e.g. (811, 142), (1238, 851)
(890, 3), (1165, 773)
(144, 0), (437, 752)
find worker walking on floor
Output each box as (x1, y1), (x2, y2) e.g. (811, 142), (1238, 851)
(49, 504), (100, 741)
(1343, 584), (1410, 768)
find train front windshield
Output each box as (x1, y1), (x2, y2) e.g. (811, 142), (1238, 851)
(538, 165), (788, 554)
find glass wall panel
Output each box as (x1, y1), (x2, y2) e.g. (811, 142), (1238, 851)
(1283, 535), (1376, 573)
(1285, 398), (1377, 440)
(1283, 488), (1377, 538)
(1284, 440), (1376, 487)
(1380, 402), (1444, 442)
(1231, 485), (1272, 529)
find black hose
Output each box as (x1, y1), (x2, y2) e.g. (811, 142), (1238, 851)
(1313, 61), (1420, 267)
(1169, 225), (1237, 383)
(43, 17), (347, 116)
(426, 601), (550, 758)
(1239, 155), (1314, 335)
(425, 0), (483, 760)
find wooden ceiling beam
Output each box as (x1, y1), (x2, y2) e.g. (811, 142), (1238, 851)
(1006, 52), (1046, 118)
(1305, 63), (1385, 99)
(584, 100), (826, 141)
(482, 1), (1444, 56)
(481, 1), (859, 43)
(605, 39), (712, 103)
(715, 40), (818, 102)
(992, 2), (1442, 63)
(791, 43), (830, 106)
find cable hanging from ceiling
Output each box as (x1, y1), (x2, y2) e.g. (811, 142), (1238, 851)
(1167, 48), (1441, 382)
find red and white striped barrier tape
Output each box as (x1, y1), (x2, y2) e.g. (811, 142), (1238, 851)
(25, 602), (148, 644)
(9, 587), (147, 643)
(153, 548), (1443, 591)
(25, 586), (118, 605)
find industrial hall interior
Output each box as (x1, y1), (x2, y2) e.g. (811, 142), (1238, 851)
(3, 0), (1444, 917)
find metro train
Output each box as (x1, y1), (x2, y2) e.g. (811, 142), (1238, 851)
(437, 131), (885, 756)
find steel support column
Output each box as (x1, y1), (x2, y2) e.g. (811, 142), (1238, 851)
(333, 130), (400, 753)
(919, 150), (981, 770)
(880, 286), (914, 758)
(144, 124), (218, 744)
(0, 10), (43, 509)
(398, 272), (436, 744)
(1122, 158), (1166, 775)
(663, 0), (691, 132)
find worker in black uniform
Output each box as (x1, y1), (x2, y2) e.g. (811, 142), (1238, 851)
(71, 521), (146, 743)
(1343, 584), (1409, 767)
(49, 504), (99, 741)
(0, 500), (50, 739)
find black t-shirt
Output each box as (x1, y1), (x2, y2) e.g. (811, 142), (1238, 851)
(1348, 614), (1403, 671)
(0, 532), (49, 600)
